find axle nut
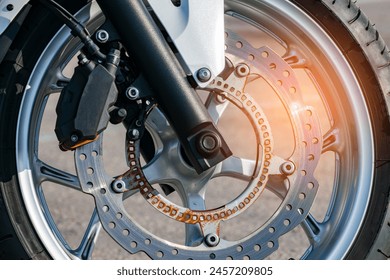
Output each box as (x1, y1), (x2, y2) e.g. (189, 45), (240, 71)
(196, 132), (221, 158)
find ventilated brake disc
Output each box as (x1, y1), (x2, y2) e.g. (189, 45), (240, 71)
(75, 29), (323, 259)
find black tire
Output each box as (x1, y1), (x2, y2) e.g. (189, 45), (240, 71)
(0, 0), (89, 260)
(0, 0), (389, 259)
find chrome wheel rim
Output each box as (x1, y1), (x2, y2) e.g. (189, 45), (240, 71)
(16, 0), (374, 259)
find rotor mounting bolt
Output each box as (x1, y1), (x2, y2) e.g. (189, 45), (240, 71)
(205, 233), (220, 247)
(128, 128), (140, 140)
(215, 93), (227, 104)
(112, 179), (126, 193)
(197, 67), (212, 83)
(126, 87), (140, 100)
(236, 63), (250, 77)
(280, 161), (296, 175)
(95, 29), (110, 43)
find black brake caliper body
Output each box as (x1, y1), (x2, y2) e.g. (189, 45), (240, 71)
(55, 49), (120, 150)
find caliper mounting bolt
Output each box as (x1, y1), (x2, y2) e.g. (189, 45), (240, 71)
(126, 87), (140, 100)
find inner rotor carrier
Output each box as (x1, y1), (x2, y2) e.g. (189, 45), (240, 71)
(75, 29), (323, 259)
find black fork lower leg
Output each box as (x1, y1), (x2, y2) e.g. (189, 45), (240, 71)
(96, 0), (231, 173)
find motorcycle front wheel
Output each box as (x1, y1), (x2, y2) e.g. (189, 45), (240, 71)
(0, 0), (390, 259)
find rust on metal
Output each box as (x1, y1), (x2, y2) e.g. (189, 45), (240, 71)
(115, 73), (274, 232)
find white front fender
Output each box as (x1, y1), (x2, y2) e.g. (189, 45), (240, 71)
(1, 0), (226, 87)
(0, 0), (29, 35)
(148, 0), (225, 87)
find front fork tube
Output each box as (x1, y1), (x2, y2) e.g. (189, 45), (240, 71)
(96, 0), (231, 173)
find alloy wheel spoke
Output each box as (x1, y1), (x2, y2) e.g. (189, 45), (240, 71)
(184, 192), (206, 246)
(47, 79), (69, 94)
(267, 175), (289, 199)
(145, 108), (177, 152)
(35, 159), (81, 191)
(283, 48), (307, 68)
(185, 224), (204, 247)
(212, 156), (256, 181)
(142, 154), (174, 185)
(322, 126), (342, 154)
(71, 209), (102, 260)
(122, 188), (141, 200)
(47, 69), (70, 95)
(213, 154), (294, 182)
(301, 213), (322, 246)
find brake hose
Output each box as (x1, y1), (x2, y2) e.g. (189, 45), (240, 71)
(37, 0), (106, 61)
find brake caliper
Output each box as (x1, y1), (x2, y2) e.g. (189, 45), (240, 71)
(55, 49), (120, 151)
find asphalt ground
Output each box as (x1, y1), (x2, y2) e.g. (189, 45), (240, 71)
(38, 1), (390, 260)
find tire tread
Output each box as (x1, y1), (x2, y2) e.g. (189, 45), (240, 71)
(322, 0), (390, 259)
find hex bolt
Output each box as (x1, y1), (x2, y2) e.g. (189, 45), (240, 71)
(95, 29), (110, 43)
(126, 87), (140, 100)
(280, 161), (296, 175)
(110, 108), (128, 125)
(202, 135), (218, 151)
(197, 67), (212, 83)
(235, 63), (250, 77)
(128, 129), (140, 140)
(205, 233), (220, 247)
(112, 179), (126, 193)
(196, 132), (221, 158)
(70, 134), (79, 143)
(117, 108), (127, 118)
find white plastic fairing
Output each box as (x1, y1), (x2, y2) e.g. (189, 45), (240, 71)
(148, 0), (225, 87)
(0, 0), (29, 35)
